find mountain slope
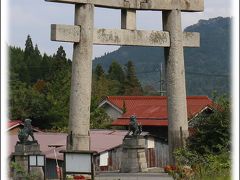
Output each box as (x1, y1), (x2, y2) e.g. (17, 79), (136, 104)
(93, 17), (231, 97)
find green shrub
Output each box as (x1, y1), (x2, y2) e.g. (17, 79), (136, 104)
(171, 148), (231, 180)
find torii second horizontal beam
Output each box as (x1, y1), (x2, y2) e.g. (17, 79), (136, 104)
(46, 0), (204, 12)
(51, 24), (200, 47)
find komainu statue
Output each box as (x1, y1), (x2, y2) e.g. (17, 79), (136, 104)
(18, 119), (38, 144)
(127, 115), (142, 136)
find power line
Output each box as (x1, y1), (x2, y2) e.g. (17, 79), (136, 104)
(136, 69), (229, 78)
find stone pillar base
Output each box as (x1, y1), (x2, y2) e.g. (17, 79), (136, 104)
(11, 143), (44, 180)
(120, 136), (148, 173)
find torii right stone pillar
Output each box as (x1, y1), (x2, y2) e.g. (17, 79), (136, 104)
(162, 10), (189, 164)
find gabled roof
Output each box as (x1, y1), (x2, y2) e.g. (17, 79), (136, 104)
(98, 99), (123, 113)
(102, 96), (214, 126)
(8, 120), (23, 130)
(8, 120), (42, 132)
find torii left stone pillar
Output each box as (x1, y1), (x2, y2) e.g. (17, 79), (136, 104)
(67, 3), (94, 151)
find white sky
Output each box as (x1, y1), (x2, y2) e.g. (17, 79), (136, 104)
(7, 0), (232, 59)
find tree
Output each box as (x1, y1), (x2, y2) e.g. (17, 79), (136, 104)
(45, 66), (71, 128)
(92, 75), (111, 102)
(108, 61), (125, 83)
(187, 96), (231, 154)
(90, 96), (112, 129)
(52, 46), (68, 73)
(54, 45), (66, 60)
(41, 53), (52, 81)
(8, 46), (26, 83)
(24, 35), (34, 59)
(95, 64), (105, 80)
(9, 79), (50, 128)
(124, 61), (143, 95)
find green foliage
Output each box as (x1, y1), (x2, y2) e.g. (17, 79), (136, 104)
(24, 35), (34, 59)
(173, 149), (231, 180)
(9, 79), (50, 128)
(9, 35), (71, 129)
(90, 96), (112, 129)
(187, 96), (231, 154)
(108, 61), (125, 83)
(45, 66), (71, 128)
(90, 107), (112, 129)
(95, 64), (105, 80)
(170, 96), (231, 180)
(124, 61), (143, 95)
(11, 162), (40, 180)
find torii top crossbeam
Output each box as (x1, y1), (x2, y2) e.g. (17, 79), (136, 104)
(46, 0), (204, 12)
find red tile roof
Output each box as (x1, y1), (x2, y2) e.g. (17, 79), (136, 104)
(106, 96), (213, 126)
(8, 120), (23, 129)
(8, 120), (42, 132)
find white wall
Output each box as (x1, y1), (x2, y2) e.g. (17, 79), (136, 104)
(147, 137), (155, 148)
(99, 152), (109, 166)
(104, 105), (122, 120)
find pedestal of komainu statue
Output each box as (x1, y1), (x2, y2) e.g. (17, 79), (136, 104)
(120, 135), (148, 173)
(12, 143), (44, 180)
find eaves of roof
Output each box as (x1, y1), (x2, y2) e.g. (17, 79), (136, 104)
(98, 99), (123, 113)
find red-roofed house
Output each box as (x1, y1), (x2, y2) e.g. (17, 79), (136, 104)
(99, 96), (214, 138)
(8, 120), (42, 135)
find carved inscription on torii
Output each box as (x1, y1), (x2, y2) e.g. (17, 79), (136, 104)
(46, 0), (204, 164)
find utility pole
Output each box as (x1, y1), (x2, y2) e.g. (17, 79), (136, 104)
(160, 63), (165, 96)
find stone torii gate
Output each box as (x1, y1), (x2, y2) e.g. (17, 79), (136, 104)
(46, 0), (204, 164)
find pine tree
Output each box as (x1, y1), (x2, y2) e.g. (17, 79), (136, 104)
(107, 61), (125, 95)
(52, 46), (68, 72)
(124, 61), (143, 95)
(95, 64), (105, 80)
(54, 45), (66, 60)
(24, 35), (34, 59)
(108, 61), (125, 83)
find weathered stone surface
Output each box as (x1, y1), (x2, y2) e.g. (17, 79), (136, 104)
(183, 32), (200, 47)
(12, 143), (44, 180)
(120, 136), (148, 173)
(94, 29), (170, 47)
(51, 25), (199, 47)
(121, 9), (136, 30)
(162, 9), (189, 164)
(15, 143), (41, 154)
(67, 3), (94, 151)
(46, 0), (204, 12)
(51, 24), (80, 42)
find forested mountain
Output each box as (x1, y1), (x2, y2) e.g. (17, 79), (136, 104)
(93, 17), (231, 96)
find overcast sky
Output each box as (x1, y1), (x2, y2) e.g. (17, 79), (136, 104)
(7, 0), (232, 59)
